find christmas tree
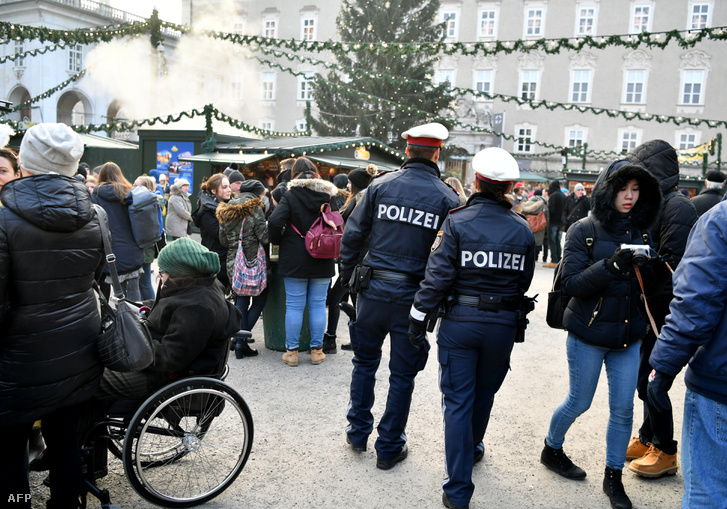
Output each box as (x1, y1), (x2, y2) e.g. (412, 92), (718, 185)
(309, 0), (452, 150)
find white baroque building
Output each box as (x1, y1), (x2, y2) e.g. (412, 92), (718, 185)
(2, 0), (725, 179)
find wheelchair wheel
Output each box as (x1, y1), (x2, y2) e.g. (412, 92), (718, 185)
(122, 377), (253, 507)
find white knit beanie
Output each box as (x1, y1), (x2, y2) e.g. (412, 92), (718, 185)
(18, 123), (84, 177)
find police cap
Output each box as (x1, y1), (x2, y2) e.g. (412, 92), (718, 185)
(401, 122), (449, 148)
(472, 147), (520, 184)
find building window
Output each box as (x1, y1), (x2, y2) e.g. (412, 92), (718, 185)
(479, 9), (497, 37)
(230, 75), (243, 100)
(681, 69), (704, 105)
(525, 8), (544, 37)
(520, 70), (539, 100)
(631, 4), (651, 33)
(689, 2), (710, 29)
(567, 129), (585, 147)
(624, 70), (645, 104)
(68, 44), (83, 73)
(262, 72), (276, 100)
(14, 40), (24, 67)
(474, 70), (493, 100)
(261, 120), (274, 131)
(263, 19), (278, 38)
(436, 70), (455, 89)
(576, 7), (596, 35)
(232, 21), (245, 35)
(442, 11), (458, 39)
(571, 70), (591, 103)
(302, 17), (316, 41)
(679, 133), (697, 150)
(296, 119), (308, 132)
(297, 73), (314, 100)
(620, 131), (639, 153)
(516, 127), (534, 153)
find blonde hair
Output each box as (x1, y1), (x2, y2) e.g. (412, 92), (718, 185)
(445, 176), (465, 196)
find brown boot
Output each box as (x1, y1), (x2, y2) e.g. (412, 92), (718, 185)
(311, 348), (326, 365)
(625, 436), (649, 460)
(628, 444), (678, 478)
(282, 350), (298, 367)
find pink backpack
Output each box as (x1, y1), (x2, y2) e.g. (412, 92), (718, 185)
(291, 201), (344, 259)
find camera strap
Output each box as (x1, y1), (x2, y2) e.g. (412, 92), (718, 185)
(634, 265), (659, 336)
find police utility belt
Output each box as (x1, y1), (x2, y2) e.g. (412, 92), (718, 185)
(456, 294), (519, 312)
(348, 266), (421, 293)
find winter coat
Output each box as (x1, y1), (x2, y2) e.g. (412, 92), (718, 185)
(268, 177), (339, 279)
(625, 140), (698, 307)
(562, 161), (662, 349)
(650, 201), (727, 405)
(166, 185), (192, 238)
(520, 195), (548, 247)
(195, 192), (226, 255)
(547, 181), (566, 227)
(563, 193), (591, 231)
(92, 183), (144, 274)
(332, 187), (350, 212)
(691, 187), (724, 217)
(140, 276), (240, 388)
(0, 175), (105, 426)
(216, 192), (269, 283)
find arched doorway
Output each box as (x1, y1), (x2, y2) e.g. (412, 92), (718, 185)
(6, 86), (32, 123)
(57, 90), (92, 126)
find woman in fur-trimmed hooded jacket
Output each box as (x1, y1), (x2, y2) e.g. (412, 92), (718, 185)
(268, 158), (339, 367)
(541, 160), (664, 509)
(217, 179), (269, 358)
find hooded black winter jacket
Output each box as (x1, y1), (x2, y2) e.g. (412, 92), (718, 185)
(562, 161), (662, 349)
(0, 175), (105, 425)
(92, 183), (144, 274)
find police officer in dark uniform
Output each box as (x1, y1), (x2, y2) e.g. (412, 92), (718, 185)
(409, 147), (536, 509)
(340, 122), (459, 469)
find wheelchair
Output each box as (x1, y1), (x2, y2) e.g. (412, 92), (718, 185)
(80, 331), (254, 508)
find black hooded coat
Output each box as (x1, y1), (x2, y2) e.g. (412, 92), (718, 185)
(561, 161), (662, 349)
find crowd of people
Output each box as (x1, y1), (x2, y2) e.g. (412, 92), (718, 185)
(1, 121), (726, 509)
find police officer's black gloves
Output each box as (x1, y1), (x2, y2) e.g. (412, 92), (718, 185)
(606, 248), (634, 275)
(408, 317), (429, 351)
(647, 369), (676, 413)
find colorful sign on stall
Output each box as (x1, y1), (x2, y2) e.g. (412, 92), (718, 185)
(156, 141), (194, 186)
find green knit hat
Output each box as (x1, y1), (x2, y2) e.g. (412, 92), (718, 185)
(158, 238), (220, 278)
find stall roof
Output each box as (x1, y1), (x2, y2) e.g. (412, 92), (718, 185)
(79, 133), (138, 150)
(177, 153), (275, 165)
(308, 155), (401, 173)
(518, 170), (549, 183)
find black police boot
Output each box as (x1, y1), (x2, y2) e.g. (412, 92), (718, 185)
(322, 332), (337, 354)
(603, 467), (632, 509)
(235, 340), (258, 359)
(540, 439), (587, 479)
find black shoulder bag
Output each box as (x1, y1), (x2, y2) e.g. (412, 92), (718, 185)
(93, 205), (154, 372)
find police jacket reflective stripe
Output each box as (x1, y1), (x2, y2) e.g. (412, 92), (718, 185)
(412, 194), (535, 325)
(341, 158), (459, 300)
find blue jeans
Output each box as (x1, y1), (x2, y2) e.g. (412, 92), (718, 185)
(681, 389), (727, 508)
(236, 288), (269, 332)
(548, 225), (562, 263)
(139, 263), (155, 301)
(546, 333), (639, 469)
(283, 277), (330, 350)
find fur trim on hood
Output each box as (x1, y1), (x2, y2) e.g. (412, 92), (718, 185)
(288, 178), (339, 196)
(216, 197), (264, 223)
(591, 160), (662, 231)
(170, 184), (186, 196)
(625, 139), (679, 194)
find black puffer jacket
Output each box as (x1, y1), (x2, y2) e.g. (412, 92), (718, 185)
(0, 175), (105, 426)
(562, 161), (662, 349)
(92, 183), (144, 274)
(195, 191), (226, 256)
(268, 177), (339, 279)
(547, 180), (566, 227)
(691, 187), (724, 217)
(141, 277), (240, 388)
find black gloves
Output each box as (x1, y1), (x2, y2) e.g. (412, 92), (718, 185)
(647, 369), (676, 413)
(408, 317), (429, 351)
(606, 248), (634, 275)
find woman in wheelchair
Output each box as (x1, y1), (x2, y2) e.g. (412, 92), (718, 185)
(96, 237), (241, 403)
